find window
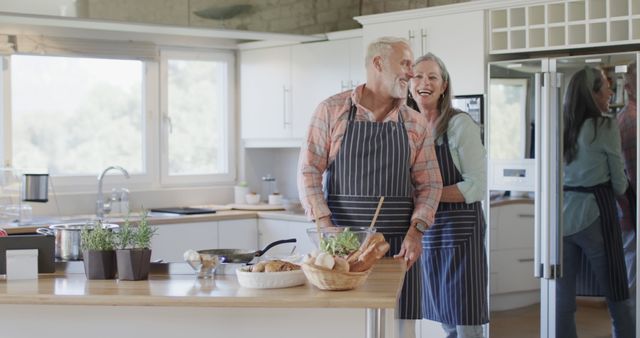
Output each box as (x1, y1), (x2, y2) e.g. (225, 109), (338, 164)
(9, 55), (145, 176)
(160, 50), (235, 185)
(2, 46), (235, 191)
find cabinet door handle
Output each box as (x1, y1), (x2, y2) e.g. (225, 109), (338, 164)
(518, 214), (534, 218)
(420, 28), (427, 55)
(518, 258), (535, 263)
(282, 86), (290, 127)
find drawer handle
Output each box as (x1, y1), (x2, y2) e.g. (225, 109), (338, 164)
(518, 214), (534, 218)
(518, 258), (534, 262)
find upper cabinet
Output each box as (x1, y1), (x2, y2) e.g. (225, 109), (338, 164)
(489, 0), (640, 53)
(360, 10), (486, 96)
(240, 34), (363, 144)
(240, 45), (292, 140)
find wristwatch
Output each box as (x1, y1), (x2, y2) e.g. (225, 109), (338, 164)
(414, 222), (428, 234)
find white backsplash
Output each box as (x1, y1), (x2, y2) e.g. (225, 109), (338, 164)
(244, 148), (301, 202)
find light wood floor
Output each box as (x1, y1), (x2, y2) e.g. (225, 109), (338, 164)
(490, 301), (612, 338)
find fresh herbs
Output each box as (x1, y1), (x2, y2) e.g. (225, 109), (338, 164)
(115, 212), (157, 249)
(81, 222), (115, 251)
(320, 228), (361, 256)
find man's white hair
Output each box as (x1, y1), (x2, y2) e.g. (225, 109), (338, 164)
(365, 36), (411, 67)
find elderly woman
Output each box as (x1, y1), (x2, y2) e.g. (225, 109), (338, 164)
(559, 66), (634, 338)
(408, 53), (488, 338)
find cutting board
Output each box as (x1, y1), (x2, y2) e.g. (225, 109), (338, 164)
(228, 203), (285, 211)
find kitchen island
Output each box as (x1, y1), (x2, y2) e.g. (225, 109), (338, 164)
(0, 258), (405, 338)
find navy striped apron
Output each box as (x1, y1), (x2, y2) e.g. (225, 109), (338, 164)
(325, 102), (422, 319)
(421, 132), (489, 325)
(563, 182), (629, 301)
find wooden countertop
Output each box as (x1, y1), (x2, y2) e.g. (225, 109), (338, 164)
(0, 258), (406, 309)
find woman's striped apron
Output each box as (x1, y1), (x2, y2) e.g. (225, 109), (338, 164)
(325, 103), (422, 319)
(421, 132), (489, 325)
(564, 182), (629, 301)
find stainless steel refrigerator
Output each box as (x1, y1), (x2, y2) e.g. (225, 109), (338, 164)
(488, 51), (639, 338)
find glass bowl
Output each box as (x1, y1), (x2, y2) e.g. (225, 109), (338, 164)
(306, 226), (376, 257)
(184, 250), (221, 279)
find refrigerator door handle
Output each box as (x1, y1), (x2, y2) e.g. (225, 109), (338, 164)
(551, 72), (564, 279)
(534, 72), (543, 278)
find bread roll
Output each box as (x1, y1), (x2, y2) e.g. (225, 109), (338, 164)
(265, 260), (287, 272)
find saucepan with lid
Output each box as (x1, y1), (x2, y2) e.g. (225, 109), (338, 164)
(198, 238), (296, 264)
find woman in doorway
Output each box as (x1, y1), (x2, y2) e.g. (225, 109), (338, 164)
(408, 53), (488, 338)
(560, 66), (634, 338)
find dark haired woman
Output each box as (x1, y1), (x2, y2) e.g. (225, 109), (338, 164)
(560, 66), (633, 338)
(408, 53), (488, 338)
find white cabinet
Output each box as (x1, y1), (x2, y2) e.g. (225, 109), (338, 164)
(290, 37), (363, 138)
(150, 221), (218, 262)
(361, 10), (485, 95)
(258, 218), (315, 256)
(218, 219), (258, 250)
(489, 0), (640, 54)
(240, 35), (364, 142)
(240, 45), (292, 140)
(150, 219), (258, 262)
(489, 200), (539, 307)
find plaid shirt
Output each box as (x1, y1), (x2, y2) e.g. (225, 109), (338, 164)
(617, 100), (636, 231)
(297, 84), (442, 226)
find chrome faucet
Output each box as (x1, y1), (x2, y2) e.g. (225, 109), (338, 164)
(96, 166), (129, 219)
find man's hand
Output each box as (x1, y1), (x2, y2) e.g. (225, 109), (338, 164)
(393, 227), (423, 268)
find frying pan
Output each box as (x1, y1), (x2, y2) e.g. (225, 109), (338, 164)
(198, 238), (296, 264)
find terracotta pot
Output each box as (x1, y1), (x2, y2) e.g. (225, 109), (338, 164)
(116, 249), (152, 281)
(82, 250), (117, 280)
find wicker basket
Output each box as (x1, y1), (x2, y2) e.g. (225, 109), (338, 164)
(301, 263), (371, 291)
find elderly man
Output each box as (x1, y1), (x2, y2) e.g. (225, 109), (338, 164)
(298, 36), (442, 338)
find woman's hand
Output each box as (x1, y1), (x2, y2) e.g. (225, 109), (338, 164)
(393, 227), (423, 268)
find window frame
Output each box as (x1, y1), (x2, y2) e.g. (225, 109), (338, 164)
(0, 47), (237, 194)
(158, 48), (236, 187)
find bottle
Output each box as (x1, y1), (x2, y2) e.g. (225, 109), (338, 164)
(261, 174), (277, 203)
(120, 188), (130, 215)
(110, 188), (121, 214)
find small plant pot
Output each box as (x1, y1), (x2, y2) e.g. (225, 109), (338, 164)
(116, 249), (152, 281)
(83, 250), (117, 280)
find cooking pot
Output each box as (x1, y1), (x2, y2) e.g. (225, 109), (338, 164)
(198, 238), (296, 264)
(36, 222), (118, 261)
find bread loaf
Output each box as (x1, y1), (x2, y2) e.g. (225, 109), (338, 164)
(349, 233), (390, 272)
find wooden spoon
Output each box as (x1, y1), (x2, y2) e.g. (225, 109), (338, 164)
(368, 196), (385, 230)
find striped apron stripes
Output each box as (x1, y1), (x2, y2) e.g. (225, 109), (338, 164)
(421, 132), (489, 325)
(325, 102), (422, 319)
(563, 182), (630, 301)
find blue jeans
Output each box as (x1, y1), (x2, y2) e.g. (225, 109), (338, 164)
(441, 323), (484, 338)
(556, 218), (635, 338)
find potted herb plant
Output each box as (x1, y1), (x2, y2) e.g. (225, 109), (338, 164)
(81, 222), (117, 280)
(115, 212), (157, 281)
